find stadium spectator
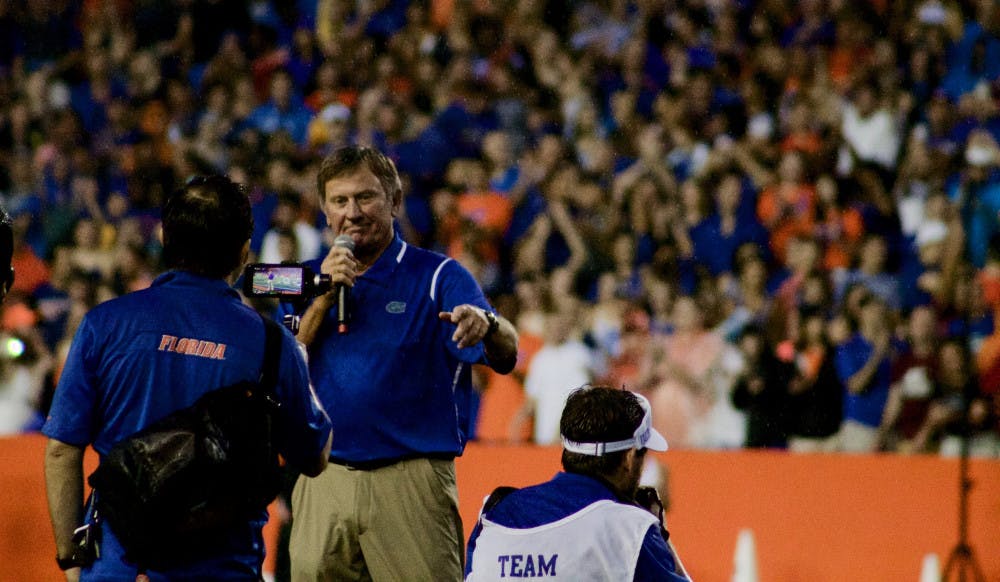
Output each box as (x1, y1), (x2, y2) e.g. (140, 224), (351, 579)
(786, 307), (844, 452)
(835, 293), (896, 452)
(756, 150), (817, 265)
(258, 191), (322, 263)
(832, 233), (902, 313)
(731, 325), (795, 449)
(0, 0), (998, 462)
(640, 295), (736, 449)
(877, 305), (942, 453)
(841, 81), (903, 170)
(515, 293), (596, 446)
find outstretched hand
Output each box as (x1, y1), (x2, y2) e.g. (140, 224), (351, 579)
(439, 304), (491, 349)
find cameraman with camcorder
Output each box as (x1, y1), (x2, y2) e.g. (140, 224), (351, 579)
(466, 386), (691, 581)
(43, 176), (332, 581)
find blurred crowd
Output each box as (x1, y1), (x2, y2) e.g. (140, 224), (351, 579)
(0, 0), (999, 457)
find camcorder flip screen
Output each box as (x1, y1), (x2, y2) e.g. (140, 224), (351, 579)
(244, 264), (306, 298)
(242, 263), (332, 299)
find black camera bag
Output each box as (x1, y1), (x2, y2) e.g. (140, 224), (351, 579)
(87, 314), (284, 571)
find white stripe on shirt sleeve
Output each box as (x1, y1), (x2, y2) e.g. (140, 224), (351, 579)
(430, 258), (452, 301)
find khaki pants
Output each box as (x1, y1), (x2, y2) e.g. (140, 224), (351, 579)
(289, 457), (464, 582)
(834, 420), (879, 453)
(787, 434), (840, 453)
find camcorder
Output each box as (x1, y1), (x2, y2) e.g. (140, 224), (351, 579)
(634, 486), (666, 527)
(242, 263), (332, 299)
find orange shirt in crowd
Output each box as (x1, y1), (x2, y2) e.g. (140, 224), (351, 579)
(820, 206), (865, 270)
(455, 190), (513, 263)
(978, 267), (1000, 309)
(305, 89), (359, 112)
(757, 182), (817, 264)
(10, 247), (51, 296)
(431, 0), (455, 30)
(1, 300), (37, 331)
(976, 269), (1000, 396)
(781, 132), (823, 155)
(457, 190), (513, 236)
(828, 46), (872, 93)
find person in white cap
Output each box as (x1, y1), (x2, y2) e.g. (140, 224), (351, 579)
(465, 385), (691, 581)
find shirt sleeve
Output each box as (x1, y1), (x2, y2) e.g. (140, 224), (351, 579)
(42, 316), (100, 446)
(633, 525), (690, 582)
(435, 258), (491, 365)
(272, 326), (332, 471)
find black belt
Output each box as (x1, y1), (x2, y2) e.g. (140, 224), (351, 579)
(329, 452), (455, 471)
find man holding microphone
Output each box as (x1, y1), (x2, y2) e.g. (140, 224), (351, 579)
(286, 146), (519, 581)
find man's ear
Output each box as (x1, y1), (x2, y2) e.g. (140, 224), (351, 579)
(616, 448), (638, 479)
(232, 240), (251, 282)
(625, 448), (641, 470)
(390, 190), (403, 217)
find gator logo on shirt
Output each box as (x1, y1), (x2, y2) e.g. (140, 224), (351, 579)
(385, 301), (406, 314)
(158, 335), (227, 360)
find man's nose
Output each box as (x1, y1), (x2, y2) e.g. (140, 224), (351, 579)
(345, 197), (363, 218)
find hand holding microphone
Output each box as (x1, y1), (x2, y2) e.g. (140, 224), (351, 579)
(333, 235), (355, 334)
(320, 235), (357, 334)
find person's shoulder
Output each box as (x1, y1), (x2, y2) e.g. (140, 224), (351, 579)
(398, 241), (463, 275)
(400, 240), (448, 264)
(84, 285), (160, 323)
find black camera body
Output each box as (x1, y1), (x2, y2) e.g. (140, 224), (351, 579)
(242, 263), (332, 299)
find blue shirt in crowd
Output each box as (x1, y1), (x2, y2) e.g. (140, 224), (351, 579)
(834, 333), (893, 427)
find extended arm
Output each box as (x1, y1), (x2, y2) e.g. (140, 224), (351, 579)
(439, 305), (519, 374)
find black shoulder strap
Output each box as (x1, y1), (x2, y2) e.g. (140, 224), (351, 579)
(259, 314), (283, 393)
(483, 485), (518, 516)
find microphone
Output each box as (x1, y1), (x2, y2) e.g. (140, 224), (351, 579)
(333, 235), (355, 334)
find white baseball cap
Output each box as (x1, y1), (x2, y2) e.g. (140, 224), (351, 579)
(561, 392), (669, 455)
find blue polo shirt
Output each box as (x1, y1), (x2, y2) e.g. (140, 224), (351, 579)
(44, 271), (331, 580)
(283, 234), (491, 463)
(465, 472), (687, 582)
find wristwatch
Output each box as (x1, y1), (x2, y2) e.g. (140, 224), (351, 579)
(56, 554), (81, 571)
(484, 310), (499, 338)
